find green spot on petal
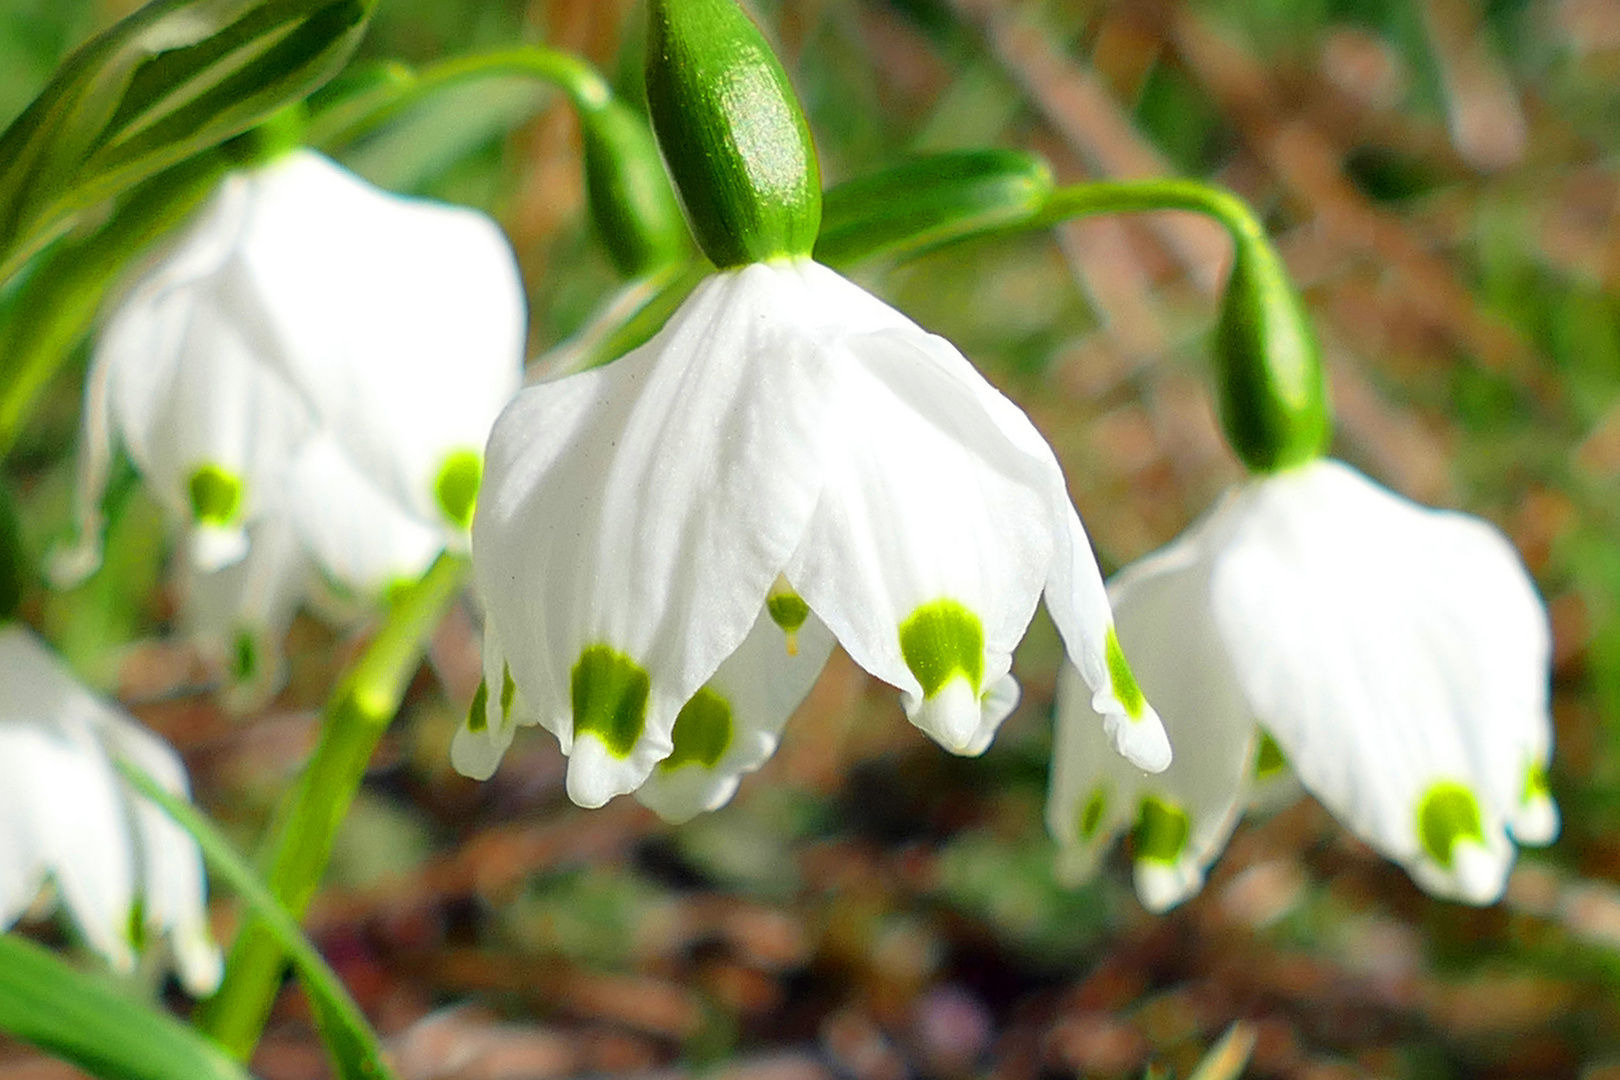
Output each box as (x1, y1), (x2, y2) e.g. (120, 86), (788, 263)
(188, 465), (243, 526)
(767, 591), (810, 634)
(467, 679), (489, 733)
(899, 599), (984, 699)
(1523, 763), (1550, 805)
(231, 630), (257, 683)
(1418, 781), (1485, 869)
(1078, 784), (1109, 840)
(1254, 731), (1286, 779)
(435, 449), (483, 529)
(501, 664), (517, 717)
(571, 645), (650, 758)
(661, 687), (733, 771)
(1134, 795), (1190, 864)
(1105, 626), (1146, 721)
(126, 897), (147, 951)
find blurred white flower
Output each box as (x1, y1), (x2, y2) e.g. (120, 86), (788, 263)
(1048, 458), (1557, 910)
(0, 624), (219, 994)
(463, 259), (1167, 818)
(59, 150), (526, 703)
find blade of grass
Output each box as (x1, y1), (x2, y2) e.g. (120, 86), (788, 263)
(116, 761), (397, 1080)
(0, 933), (253, 1080)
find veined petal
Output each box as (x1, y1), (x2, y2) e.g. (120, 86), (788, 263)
(1209, 459), (1537, 903)
(1048, 524), (1254, 912)
(473, 264), (839, 806)
(226, 152), (524, 527)
(636, 606), (836, 823)
(783, 275), (1057, 757)
(283, 434), (444, 595)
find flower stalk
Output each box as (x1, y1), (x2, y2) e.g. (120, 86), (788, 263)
(309, 46), (688, 277)
(198, 551), (468, 1059)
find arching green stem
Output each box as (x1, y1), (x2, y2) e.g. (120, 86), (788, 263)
(1040, 180), (1331, 472)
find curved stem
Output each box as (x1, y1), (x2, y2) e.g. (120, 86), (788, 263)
(309, 46), (614, 149)
(1037, 177), (1265, 249)
(198, 551), (469, 1059)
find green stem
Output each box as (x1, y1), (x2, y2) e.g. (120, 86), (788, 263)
(198, 551), (469, 1059)
(1036, 178), (1265, 249)
(1041, 178), (1329, 470)
(309, 46), (612, 149)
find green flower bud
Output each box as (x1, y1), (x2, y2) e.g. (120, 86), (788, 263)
(1212, 227), (1331, 472)
(580, 99), (691, 278)
(816, 149), (1053, 267)
(645, 0), (820, 267)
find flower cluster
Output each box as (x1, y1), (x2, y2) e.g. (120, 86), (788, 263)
(59, 150), (525, 704)
(0, 625), (218, 993)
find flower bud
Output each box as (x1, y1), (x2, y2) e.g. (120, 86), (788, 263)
(815, 149), (1053, 267)
(645, 0), (820, 267)
(580, 99), (690, 277)
(1212, 228), (1331, 472)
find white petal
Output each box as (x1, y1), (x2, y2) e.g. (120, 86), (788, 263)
(100, 276), (314, 547)
(782, 273), (1057, 757)
(97, 715), (221, 995)
(449, 621), (530, 781)
(283, 434), (443, 595)
(474, 264), (840, 806)
(1046, 504), (1170, 773)
(1048, 522), (1254, 911)
(1209, 460), (1538, 903)
(182, 510), (312, 710)
(0, 630), (136, 970)
(227, 151), (524, 526)
(0, 628), (218, 984)
(636, 607), (836, 823)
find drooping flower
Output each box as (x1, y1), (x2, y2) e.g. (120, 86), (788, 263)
(455, 0), (1165, 818)
(463, 258), (1167, 816)
(1047, 458), (1557, 910)
(0, 624), (220, 994)
(59, 149), (525, 701)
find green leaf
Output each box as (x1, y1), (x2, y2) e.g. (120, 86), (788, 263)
(0, 933), (253, 1080)
(116, 762), (397, 1080)
(0, 147), (233, 461)
(0, 0), (378, 284)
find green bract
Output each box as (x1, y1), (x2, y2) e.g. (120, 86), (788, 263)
(1212, 225), (1332, 473)
(0, 0), (376, 285)
(816, 149), (1053, 267)
(645, 0), (820, 267)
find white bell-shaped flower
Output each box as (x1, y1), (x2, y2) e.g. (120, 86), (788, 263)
(466, 259), (1168, 812)
(1048, 458), (1557, 910)
(62, 149), (526, 703)
(0, 625), (220, 994)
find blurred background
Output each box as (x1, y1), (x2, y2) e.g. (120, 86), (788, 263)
(3, 0), (1620, 1076)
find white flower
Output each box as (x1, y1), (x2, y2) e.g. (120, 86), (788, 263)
(60, 149), (526, 701)
(0, 624), (220, 994)
(1048, 458), (1557, 910)
(464, 259), (1168, 816)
